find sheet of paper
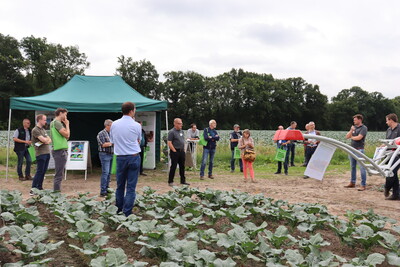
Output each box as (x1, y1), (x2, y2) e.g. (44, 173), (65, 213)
(304, 142), (336, 180)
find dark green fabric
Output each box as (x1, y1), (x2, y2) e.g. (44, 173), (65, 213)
(10, 75), (167, 112)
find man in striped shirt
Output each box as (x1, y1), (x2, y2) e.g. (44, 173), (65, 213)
(97, 119), (114, 197)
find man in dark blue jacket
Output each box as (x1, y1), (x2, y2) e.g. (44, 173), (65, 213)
(200, 120), (220, 179)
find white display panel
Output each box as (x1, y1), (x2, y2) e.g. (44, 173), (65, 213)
(135, 112), (156, 169)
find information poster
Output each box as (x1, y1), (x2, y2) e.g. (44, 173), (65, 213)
(65, 141), (89, 170)
(304, 142), (336, 180)
(135, 112), (156, 169)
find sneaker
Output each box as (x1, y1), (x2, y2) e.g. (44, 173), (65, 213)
(29, 190), (34, 196)
(303, 175), (310, 179)
(181, 182), (190, 186)
(290, 164), (296, 167)
(251, 180), (257, 183)
(358, 186), (366, 191)
(25, 175), (33, 180)
(208, 175), (214, 179)
(140, 173), (147, 176)
(284, 172), (288, 176)
(168, 183), (174, 186)
(19, 176), (26, 181)
(200, 176), (204, 180)
(274, 172), (281, 174)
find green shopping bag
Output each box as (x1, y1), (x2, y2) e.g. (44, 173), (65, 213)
(28, 146), (36, 163)
(234, 147), (241, 159)
(198, 133), (208, 146)
(111, 154), (117, 175)
(274, 148), (287, 162)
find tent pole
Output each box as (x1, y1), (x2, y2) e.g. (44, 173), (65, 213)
(6, 109), (12, 181)
(165, 110), (170, 170)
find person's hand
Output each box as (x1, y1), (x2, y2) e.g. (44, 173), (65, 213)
(350, 125), (355, 131)
(26, 140), (32, 145)
(63, 118), (70, 127)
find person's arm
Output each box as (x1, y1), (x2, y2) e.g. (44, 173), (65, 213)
(37, 135), (52, 144)
(238, 138), (245, 149)
(13, 137), (31, 145)
(167, 141), (176, 152)
(58, 119), (70, 139)
(345, 126), (355, 139)
(98, 133), (112, 148)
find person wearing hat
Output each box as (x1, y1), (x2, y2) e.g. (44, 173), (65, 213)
(229, 124), (243, 173)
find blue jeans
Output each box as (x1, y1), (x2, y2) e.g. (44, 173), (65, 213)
(99, 152), (113, 194)
(15, 149), (32, 177)
(200, 148), (216, 177)
(350, 149), (367, 186)
(116, 155), (140, 216)
(230, 149), (243, 171)
(32, 154), (50, 190)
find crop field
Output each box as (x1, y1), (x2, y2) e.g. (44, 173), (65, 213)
(1, 187), (400, 266)
(0, 130), (387, 148)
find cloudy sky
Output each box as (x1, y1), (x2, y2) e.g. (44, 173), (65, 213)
(1, 0), (399, 99)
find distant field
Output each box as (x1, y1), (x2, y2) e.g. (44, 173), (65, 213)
(0, 130), (386, 148)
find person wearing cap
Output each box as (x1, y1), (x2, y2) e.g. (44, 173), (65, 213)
(229, 124), (243, 173)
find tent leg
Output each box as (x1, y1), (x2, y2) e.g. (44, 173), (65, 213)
(6, 109), (12, 181)
(165, 110), (170, 170)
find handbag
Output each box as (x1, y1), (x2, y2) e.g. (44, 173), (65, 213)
(28, 146), (36, 163)
(244, 148), (256, 162)
(198, 128), (208, 146)
(274, 147), (287, 162)
(234, 147), (241, 159)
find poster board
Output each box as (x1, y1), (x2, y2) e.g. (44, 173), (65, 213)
(136, 112), (156, 169)
(65, 140), (90, 180)
(304, 142), (336, 180)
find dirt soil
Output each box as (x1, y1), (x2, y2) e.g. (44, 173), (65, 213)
(1, 165), (399, 222)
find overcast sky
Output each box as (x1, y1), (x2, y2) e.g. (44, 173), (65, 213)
(1, 0), (399, 99)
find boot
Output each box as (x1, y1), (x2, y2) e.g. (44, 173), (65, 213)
(358, 186), (366, 191)
(344, 183), (355, 188)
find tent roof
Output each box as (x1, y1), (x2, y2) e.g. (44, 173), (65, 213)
(10, 75), (167, 112)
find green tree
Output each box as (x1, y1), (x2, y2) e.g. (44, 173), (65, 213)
(46, 44), (90, 88)
(115, 56), (161, 98)
(0, 33), (30, 128)
(21, 35), (90, 95)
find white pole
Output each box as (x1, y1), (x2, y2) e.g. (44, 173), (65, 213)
(165, 110), (170, 169)
(6, 109), (12, 181)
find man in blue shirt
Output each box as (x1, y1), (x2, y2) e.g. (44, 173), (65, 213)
(110, 102), (141, 216)
(200, 119), (220, 179)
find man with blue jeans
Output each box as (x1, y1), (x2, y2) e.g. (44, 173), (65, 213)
(345, 114), (368, 191)
(30, 114), (52, 194)
(110, 102), (141, 216)
(13, 119), (32, 181)
(97, 119), (113, 197)
(200, 120), (220, 179)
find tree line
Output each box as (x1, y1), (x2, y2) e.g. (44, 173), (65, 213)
(1, 33), (399, 131)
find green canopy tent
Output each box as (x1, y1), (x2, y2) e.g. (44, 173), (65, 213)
(7, 75), (168, 180)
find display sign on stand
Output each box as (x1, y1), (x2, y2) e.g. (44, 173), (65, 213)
(65, 141), (90, 180)
(136, 112), (156, 169)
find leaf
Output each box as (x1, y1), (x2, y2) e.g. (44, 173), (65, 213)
(90, 256), (106, 267)
(365, 253), (385, 266)
(213, 257), (237, 267)
(105, 248), (128, 266)
(284, 249), (304, 265)
(1, 212), (15, 221)
(387, 252), (400, 266)
(195, 249), (216, 263)
(181, 240), (198, 256)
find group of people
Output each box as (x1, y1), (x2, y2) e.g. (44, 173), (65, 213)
(167, 119), (257, 186)
(13, 108), (400, 218)
(14, 108), (70, 195)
